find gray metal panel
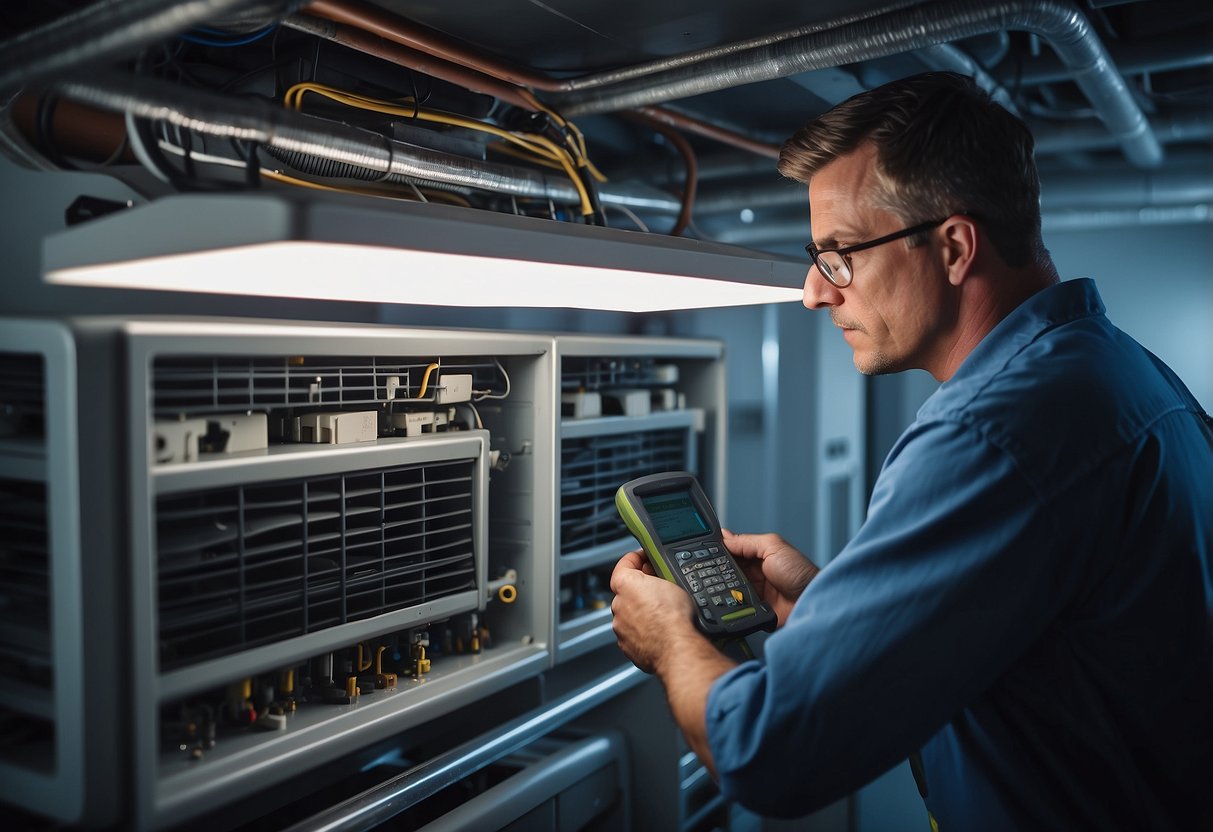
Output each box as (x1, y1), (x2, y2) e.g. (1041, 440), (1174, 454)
(112, 318), (552, 829)
(0, 320), (88, 823)
(155, 644), (552, 829)
(43, 191), (807, 290)
(414, 733), (627, 832)
(559, 409), (702, 439)
(550, 334), (723, 663)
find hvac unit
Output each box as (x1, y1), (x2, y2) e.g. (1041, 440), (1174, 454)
(550, 335), (725, 662)
(0, 321), (110, 825)
(1, 318), (556, 829)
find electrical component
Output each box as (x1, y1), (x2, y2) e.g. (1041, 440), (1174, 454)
(652, 364), (680, 384)
(601, 389), (651, 417)
(200, 412), (268, 453)
(292, 411), (378, 444)
(390, 407), (454, 437)
(410, 631), (432, 679)
(650, 389), (678, 412)
(436, 373), (473, 404)
(487, 569), (519, 604)
(561, 390), (602, 418)
(153, 417), (207, 464)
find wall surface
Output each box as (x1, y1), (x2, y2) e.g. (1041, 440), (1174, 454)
(1049, 223), (1212, 411)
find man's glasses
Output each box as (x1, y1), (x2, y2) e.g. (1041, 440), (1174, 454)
(805, 218), (948, 288)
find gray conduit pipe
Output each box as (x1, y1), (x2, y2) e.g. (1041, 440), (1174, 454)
(52, 73), (682, 213)
(551, 0), (1163, 169)
(0, 0), (268, 92)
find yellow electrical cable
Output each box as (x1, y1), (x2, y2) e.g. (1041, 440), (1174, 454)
(415, 363), (439, 398)
(284, 82), (594, 216)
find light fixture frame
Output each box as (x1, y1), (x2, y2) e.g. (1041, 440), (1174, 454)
(43, 191), (806, 312)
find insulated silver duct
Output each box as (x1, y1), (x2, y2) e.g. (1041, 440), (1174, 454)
(695, 161), (1213, 215)
(51, 73), (681, 213)
(551, 0), (1163, 169)
(0, 0), (267, 92)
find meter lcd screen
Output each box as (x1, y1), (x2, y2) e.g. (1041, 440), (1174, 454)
(642, 490), (710, 544)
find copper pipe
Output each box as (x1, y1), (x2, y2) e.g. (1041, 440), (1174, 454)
(623, 112), (697, 236)
(12, 91), (133, 165)
(303, 0), (782, 161)
(635, 106), (779, 160)
(284, 15), (540, 112)
(306, 0), (562, 91)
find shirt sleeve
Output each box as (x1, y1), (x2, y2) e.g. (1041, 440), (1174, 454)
(705, 417), (1081, 817)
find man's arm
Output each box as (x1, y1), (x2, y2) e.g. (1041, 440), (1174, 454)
(610, 550), (737, 777)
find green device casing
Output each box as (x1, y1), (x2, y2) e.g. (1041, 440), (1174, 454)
(615, 471), (777, 639)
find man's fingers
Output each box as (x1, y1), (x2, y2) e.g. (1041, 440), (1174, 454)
(610, 549), (647, 593)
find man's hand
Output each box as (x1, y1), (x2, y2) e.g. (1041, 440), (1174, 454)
(721, 530), (819, 627)
(609, 549), (698, 673)
(610, 549), (739, 779)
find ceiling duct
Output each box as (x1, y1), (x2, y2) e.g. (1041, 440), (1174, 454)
(547, 0), (1163, 169)
(0, 0), (276, 92)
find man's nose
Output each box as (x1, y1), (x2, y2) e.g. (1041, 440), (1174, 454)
(803, 266), (843, 310)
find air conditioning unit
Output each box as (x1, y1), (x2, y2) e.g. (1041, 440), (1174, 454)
(549, 336), (725, 662)
(0, 318), (556, 829)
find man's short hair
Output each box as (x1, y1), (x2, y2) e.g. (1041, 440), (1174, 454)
(778, 72), (1046, 268)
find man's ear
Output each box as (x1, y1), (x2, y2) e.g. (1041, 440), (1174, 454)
(940, 215), (979, 286)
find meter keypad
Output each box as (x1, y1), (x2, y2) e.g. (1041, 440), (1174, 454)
(677, 539), (748, 613)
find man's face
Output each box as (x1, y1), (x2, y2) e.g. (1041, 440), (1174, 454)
(803, 145), (951, 376)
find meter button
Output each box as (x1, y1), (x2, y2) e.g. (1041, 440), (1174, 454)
(693, 549), (711, 560)
(676, 550), (693, 561)
(694, 594), (708, 607)
(710, 594), (723, 606)
(688, 579), (702, 592)
(708, 545), (720, 554)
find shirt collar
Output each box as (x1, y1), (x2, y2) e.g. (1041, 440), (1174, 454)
(937, 277), (1106, 394)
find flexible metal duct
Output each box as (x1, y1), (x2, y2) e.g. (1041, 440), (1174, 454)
(550, 0), (1163, 169)
(51, 73), (682, 213)
(54, 73), (584, 200)
(694, 159), (1213, 216)
(0, 0), (273, 92)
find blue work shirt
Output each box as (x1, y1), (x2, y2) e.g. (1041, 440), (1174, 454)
(706, 279), (1213, 829)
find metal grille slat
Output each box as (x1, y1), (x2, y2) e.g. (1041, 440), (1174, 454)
(0, 479), (52, 697)
(156, 458), (477, 671)
(152, 355), (502, 417)
(561, 355), (666, 392)
(0, 353), (44, 439)
(559, 427), (690, 555)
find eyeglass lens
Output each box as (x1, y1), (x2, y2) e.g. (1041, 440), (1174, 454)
(816, 250), (851, 286)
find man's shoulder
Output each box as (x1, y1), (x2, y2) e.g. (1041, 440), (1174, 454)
(916, 312), (1203, 493)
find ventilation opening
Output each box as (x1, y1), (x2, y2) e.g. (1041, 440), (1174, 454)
(561, 356), (666, 392)
(559, 564), (613, 625)
(560, 428), (688, 555)
(0, 478), (54, 772)
(156, 459), (477, 671)
(152, 355), (501, 419)
(0, 353), (45, 440)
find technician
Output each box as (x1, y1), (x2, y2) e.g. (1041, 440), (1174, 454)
(610, 72), (1213, 830)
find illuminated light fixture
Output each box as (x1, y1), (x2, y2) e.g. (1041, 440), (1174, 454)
(43, 191), (805, 312)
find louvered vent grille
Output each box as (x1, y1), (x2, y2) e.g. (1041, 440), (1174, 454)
(561, 356), (660, 392)
(0, 353), (45, 439)
(156, 459), (476, 671)
(152, 355), (501, 418)
(560, 428), (688, 555)
(0, 479), (52, 692)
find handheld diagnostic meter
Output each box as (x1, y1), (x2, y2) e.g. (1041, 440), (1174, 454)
(616, 472), (776, 639)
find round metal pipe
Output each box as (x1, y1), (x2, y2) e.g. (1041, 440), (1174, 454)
(0, 0), (264, 92)
(995, 30), (1213, 86)
(550, 0), (1163, 169)
(53, 72), (585, 203)
(283, 665), (644, 832)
